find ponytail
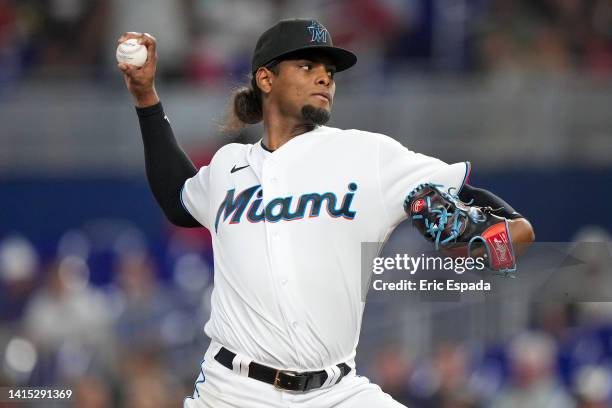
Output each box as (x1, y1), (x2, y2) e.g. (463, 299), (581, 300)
(222, 64), (279, 133)
(222, 78), (263, 133)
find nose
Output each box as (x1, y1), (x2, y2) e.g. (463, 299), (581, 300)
(315, 66), (331, 87)
(317, 75), (330, 87)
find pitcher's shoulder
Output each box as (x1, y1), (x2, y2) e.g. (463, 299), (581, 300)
(209, 142), (251, 167)
(319, 126), (393, 145)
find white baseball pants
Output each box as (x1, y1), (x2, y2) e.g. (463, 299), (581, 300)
(184, 342), (406, 408)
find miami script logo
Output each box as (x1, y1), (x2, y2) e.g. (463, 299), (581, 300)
(214, 183), (357, 232)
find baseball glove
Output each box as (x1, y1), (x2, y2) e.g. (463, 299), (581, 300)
(403, 183), (516, 273)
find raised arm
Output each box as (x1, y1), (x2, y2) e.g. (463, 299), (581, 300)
(117, 32), (201, 227)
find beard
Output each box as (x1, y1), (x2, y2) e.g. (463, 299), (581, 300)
(301, 104), (331, 126)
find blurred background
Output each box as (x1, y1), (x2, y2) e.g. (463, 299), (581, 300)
(0, 0), (611, 407)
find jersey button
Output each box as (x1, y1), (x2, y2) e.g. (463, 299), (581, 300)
(281, 279), (288, 285)
(292, 321), (299, 328)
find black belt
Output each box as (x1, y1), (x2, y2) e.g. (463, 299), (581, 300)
(214, 347), (351, 392)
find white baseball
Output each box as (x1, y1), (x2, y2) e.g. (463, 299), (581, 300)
(116, 39), (148, 67)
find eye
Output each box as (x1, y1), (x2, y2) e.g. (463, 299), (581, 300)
(299, 63), (336, 79)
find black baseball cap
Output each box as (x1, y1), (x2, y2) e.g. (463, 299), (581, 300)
(251, 19), (357, 74)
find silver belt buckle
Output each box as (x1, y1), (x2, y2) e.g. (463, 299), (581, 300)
(273, 370), (301, 390)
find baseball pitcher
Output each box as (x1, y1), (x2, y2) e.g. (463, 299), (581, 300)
(117, 19), (535, 408)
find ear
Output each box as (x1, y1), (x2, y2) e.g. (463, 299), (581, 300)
(255, 67), (274, 95)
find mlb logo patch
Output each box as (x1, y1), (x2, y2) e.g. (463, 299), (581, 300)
(307, 21), (329, 43)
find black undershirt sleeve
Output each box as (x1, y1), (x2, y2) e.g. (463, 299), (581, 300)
(458, 184), (523, 219)
(136, 102), (202, 227)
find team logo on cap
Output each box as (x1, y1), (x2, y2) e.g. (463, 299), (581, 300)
(307, 21), (328, 43)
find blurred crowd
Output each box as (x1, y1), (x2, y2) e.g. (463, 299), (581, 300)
(0, 0), (611, 86)
(367, 306), (612, 408)
(0, 227), (214, 408)
(0, 225), (611, 407)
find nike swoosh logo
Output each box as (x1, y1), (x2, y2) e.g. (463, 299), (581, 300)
(230, 164), (250, 174)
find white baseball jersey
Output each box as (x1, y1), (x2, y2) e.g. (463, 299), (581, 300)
(181, 125), (470, 372)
